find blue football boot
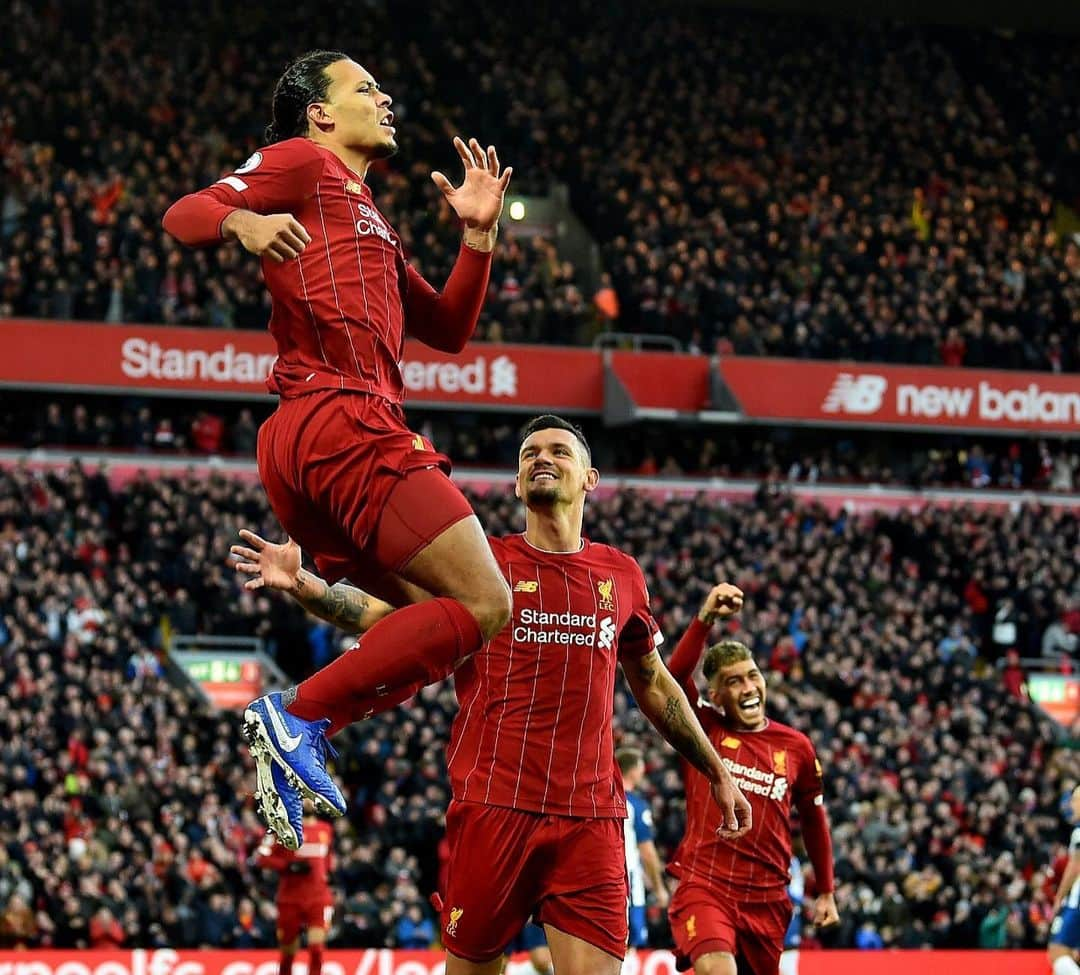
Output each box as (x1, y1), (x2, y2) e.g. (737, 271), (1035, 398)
(242, 692), (347, 843)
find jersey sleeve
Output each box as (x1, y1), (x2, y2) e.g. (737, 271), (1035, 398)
(1070, 827), (1080, 856)
(163, 139), (325, 245)
(617, 558), (663, 661)
(632, 794), (655, 845)
(793, 735), (835, 893)
(215, 139), (326, 212)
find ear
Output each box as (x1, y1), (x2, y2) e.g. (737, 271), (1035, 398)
(584, 466), (600, 493)
(307, 102), (333, 132)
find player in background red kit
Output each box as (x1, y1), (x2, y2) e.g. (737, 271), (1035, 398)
(664, 584), (839, 975)
(163, 50), (515, 848)
(255, 807), (335, 975)
(230, 415), (752, 975)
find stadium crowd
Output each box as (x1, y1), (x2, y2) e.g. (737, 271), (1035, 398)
(3, 394), (1080, 494)
(2, 0), (1080, 366)
(0, 459), (1077, 950)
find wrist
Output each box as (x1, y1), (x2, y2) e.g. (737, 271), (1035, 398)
(220, 208), (248, 240)
(463, 223), (498, 252)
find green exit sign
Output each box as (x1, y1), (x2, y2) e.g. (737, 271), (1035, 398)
(184, 658), (244, 683)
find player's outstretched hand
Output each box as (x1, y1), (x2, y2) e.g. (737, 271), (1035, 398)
(711, 772), (753, 840)
(230, 529), (301, 592)
(431, 136), (512, 231)
(223, 211), (311, 263)
(813, 892), (840, 928)
(698, 582), (744, 624)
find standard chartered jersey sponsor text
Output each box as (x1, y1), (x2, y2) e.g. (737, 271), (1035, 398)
(121, 338), (276, 384)
(512, 607), (612, 647)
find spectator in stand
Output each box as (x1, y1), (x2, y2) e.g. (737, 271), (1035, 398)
(0, 458), (1077, 950)
(1, 2), (1078, 366)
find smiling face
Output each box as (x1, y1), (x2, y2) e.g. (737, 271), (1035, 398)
(515, 427), (598, 510)
(311, 59), (397, 158)
(708, 656), (768, 730)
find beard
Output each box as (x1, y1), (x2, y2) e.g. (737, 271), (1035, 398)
(369, 137), (398, 159)
(523, 481), (562, 506)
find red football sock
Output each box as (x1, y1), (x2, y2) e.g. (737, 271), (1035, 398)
(309, 945), (324, 975)
(279, 954), (295, 975)
(287, 597), (483, 735)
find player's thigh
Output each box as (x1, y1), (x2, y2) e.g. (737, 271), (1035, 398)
(440, 801), (544, 962)
(304, 904), (332, 945)
(693, 953), (737, 975)
(543, 924), (622, 975)
(276, 904), (304, 949)
(1049, 907), (1080, 954)
(535, 817), (628, 963)
(668, 881), (738, 973)
(736, 900), (790, 975)
(394, 504), (511, 636)
(445, 954), (505, 975)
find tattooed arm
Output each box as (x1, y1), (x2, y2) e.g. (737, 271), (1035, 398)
(623, 651), (753, 838)
(230, 529), (395, 634)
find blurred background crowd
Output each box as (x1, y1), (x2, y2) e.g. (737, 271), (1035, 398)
(0, 460), (1077, 950)
(2, 394), (1079, 494)
(2, 0), (1080, 958)
(2, 0), (1079, 366)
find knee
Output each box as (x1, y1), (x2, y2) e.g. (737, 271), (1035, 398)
(467, 577), (512, 641)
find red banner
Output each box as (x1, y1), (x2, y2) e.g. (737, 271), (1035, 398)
(0, 320), (607, 410)
(720, 356), (1080, 434)
(0, 949), (1048, 975)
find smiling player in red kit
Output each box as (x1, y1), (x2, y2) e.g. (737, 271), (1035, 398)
(230, 415), (753, 975)
(164, 50), (516, 848)
(665, 585), (839, 975)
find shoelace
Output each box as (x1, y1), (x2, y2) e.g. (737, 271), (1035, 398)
(309, 719), (338, 764)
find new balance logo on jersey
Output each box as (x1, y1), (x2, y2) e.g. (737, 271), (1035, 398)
(514, 581), (539, 593)
(822, 373), (887, 414)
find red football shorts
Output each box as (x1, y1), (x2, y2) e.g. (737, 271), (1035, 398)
(439, 800), (628, 962)
(258, 391), (474, 587)
(668, 876), (791, 975)
(277, 899), (333, 944)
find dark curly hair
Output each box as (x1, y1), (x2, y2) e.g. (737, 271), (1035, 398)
(266, 50), (349, 143)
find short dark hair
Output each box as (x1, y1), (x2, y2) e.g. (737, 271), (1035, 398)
(703, 640), (753, 682)
(616, 747), (644, 773)
(519, 414), (591, 463)
(266, 50), (349, 143)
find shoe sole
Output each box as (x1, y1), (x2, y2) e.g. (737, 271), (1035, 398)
(251, 745), (301, 850)
(242, 706), (343, 820)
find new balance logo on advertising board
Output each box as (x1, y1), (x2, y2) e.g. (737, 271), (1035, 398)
(821, 373), (888, 415)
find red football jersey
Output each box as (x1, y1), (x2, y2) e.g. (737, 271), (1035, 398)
(668, 689), (824, 902)
(208, 139), (422, 401)
(446, 534), (663, 819)
(256, 819), (334, 904)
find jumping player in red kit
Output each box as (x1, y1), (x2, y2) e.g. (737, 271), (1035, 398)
(163, 50), (515, 847)
(255, 808), (335, 975)
(664, 584), (840, 975)
(230, 415), (753, 975)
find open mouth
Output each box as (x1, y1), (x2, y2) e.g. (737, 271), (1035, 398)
(531, 469), (558, 482)
(738, 695), (762, 717)
(379, 112), (395, 132)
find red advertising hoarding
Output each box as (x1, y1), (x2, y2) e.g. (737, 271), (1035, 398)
(719, 356), (1080, 434)
(0, 320), (605, 411)
(0, 949), (1048, 975)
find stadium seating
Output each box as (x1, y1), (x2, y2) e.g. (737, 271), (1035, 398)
(1, 1), (1078, 365)
(0, 459), (1076, 949)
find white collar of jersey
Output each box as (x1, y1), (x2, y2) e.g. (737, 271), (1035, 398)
(519, 533), (585, 555)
